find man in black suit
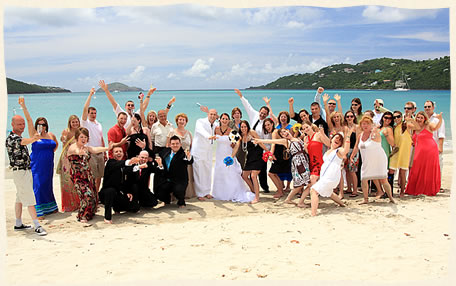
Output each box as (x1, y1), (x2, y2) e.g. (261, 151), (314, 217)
(99, 146), (140, 224)
(127, 150), (158, 208)
(154, 135), (193, 208)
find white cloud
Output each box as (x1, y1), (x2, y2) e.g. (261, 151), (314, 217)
(386, 32), (448, 43)
(4, 7), (100, 28)
(362, 6), (438, 23)
(286, 21), (306, 29)
(167, 73), (177, 79)
(183, 58), (214, 77)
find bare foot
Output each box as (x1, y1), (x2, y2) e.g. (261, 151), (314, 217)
(389, 198), (396, 204)
(297, 203), (306, 208)
(273, 192), (284, 199)
(104, 219), (113, 224)
(197, 197), (206, 201)
(178, 205), (186, 208)
(359, 200), (369, 205)
(338, 195), (344, 200)
(284, 200), (297, 205)
(399, 192), (405, 198)
(311, 211), (317, 216)
(250, 198), (259, 204)
(80, 219), (88, 223)
(205, 194), (214, 199)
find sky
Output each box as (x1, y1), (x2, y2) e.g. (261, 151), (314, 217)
(3, 4), (450, 91)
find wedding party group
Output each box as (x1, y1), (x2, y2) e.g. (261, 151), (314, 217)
(6, 82), (445, 235)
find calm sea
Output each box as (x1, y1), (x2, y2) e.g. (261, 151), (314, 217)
(5, 89), (452, 164)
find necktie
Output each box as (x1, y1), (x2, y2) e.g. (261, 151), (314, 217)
(166, 152), (174, 169)
(253, 119), (260, 131)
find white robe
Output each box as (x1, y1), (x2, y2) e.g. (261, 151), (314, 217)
(191, 117), (218, 197)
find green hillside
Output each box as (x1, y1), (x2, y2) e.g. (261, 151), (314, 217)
(249, 57), (450, 90)
(7, 78), (71, 94)
(96, 82), (143, 92)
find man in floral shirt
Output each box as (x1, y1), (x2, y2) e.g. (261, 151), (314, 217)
(6, 114), (47, 236)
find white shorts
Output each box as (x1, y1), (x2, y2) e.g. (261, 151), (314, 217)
(12, 169), (36, 207)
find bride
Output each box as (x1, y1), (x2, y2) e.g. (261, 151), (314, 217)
(212, 113), (255, 203)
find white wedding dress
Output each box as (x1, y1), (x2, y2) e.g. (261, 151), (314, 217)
(212, 135), (255, 203)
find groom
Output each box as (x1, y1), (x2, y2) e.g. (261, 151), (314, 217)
(192, 109), (218, 201)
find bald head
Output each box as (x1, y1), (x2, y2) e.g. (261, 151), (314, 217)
(11, 115), (25, 135)
(139, 150), (150, 164)
(208, 109), (218, 124)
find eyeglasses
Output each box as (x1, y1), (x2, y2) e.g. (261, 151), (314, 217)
(328, 102), (336, 105)
(424, 106), (432, 109)
(383, 117), (392, 120)
(351, 103), (359, 106)
(393, 115), (402, 119)
(345, 115), (354, 118)
(404, 107), (413, 110)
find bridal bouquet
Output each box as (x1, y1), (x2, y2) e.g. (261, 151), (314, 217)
(262, 151), (273, 162)
(228, 130), (241, 143)
(223, 156), (234, 167)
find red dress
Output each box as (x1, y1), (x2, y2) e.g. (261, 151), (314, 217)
(307, 133), (323, 176)
(405, 129), (441, 196)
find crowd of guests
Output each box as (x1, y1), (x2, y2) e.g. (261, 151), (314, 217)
(6, 84), (446, 234)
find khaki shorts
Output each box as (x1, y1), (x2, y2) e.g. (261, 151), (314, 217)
(89, 152), (105, 178)
(13, 169), (36, 206)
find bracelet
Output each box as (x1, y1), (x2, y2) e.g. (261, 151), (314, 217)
(166, 104), (172, 109)
(146, 95), (150, 98)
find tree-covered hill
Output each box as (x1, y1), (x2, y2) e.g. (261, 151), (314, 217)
(96, 82), (143, 92)
(249, 56), (450, 90)
(6, 78), (71, 94)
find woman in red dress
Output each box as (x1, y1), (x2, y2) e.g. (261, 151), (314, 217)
(405, 111), (443, 196)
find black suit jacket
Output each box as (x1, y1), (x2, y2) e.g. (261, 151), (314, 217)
(101, 159), (134, 193)
(155, 147), (193, 187)
(126, 161), (158, 190)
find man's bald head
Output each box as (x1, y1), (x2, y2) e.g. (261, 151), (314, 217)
(11, 115), (26, 135)
(139, 150), (150, 164)
(208, 109), (218, 124)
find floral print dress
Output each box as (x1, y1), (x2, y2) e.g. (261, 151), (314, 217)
(68, 153), (97, 221)
(289, 139), (311, 188)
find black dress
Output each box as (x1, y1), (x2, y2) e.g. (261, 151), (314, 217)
(243, 140), (264, 171)
(127, 132), (151, 159)
(269, 144), (292, 174)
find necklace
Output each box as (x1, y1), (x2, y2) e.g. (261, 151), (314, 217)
(241, 139), (248, 152)
(220, 127), (228, 135)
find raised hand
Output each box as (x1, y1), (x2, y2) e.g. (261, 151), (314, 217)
(147, 87), (157, 96)
(436, 112), (443, 119)
(108, 141), (115, 150)
(234, 89), (243, 98)
(135, 138), (146, 149)
(154, 156), (162, 166)
(168, 96), (176, 106)
(262, 97), (271, 105)
(322, 93), (330, 103)
(98, 80), (109, 91)
(317, 86), (324, 94)
(288, 97), (294, 105)
(334, 94), (341, 101)
(18, 96), (25, 108)
(199, 105), (209, 113)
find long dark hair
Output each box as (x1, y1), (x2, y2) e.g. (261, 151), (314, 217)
(262, 118), (275, 135)
(133, 113), (144, 135)
(239, 120), (250, 136)
(351, 98), (363, 116)
(380, 111), (394, 128)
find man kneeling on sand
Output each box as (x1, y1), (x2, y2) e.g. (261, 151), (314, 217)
(98, 146), (140, 224)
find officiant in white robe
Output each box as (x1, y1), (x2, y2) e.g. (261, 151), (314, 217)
(191, 109), (219, 200)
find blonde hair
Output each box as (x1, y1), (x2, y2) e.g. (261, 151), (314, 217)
(67, 115), (80, 130)
(330, 111), (344, 126)
(175, 113), (189, 124)
(358, 115), (374, 126)
(301, 120), (319, 132)
(415, 111), (429, 125)
(147, 110), (158, 126)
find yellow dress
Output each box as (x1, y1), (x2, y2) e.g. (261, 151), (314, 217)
(389, 123), (412, 170)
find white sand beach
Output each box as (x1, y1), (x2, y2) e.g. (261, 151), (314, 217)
(2, 152), (454, 284)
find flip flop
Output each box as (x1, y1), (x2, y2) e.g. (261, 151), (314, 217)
(349, 193), (359, 197)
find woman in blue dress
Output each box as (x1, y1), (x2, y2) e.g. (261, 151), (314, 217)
(19, 97), (59, 217)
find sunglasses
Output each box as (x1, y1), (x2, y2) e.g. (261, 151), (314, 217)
(424, 105), (432, 109)
(328, 102), (336, 105)
(393, 115), (402, 119)
(345, 115), (354, 118)
(383, 117), (392, 120)
(351, 103), (359, 106)
(127, 104), (135, 107)
(404, 107), (413, 110)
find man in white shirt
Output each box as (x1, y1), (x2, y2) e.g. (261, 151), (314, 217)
(81, 88), (106, 192)
(150, 109), (174, 155)
(192, 109), (218, 200)
(234, 88), (270, 193)
(424, 100), (445, 171)
(372, 99), (385, 126)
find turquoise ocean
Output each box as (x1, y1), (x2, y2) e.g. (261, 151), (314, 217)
(6, 89), (452, 165)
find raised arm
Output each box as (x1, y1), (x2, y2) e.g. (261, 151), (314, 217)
(165, 96), (176, 115)
(140, 87), (157, 113)
(18, 97), (36, 137)
(263, 97), (278, 125)
(82, 88), (96, 121)
(428, 112), (443, 132)
(338, 126), (355, 158)
(288, 97), (296, 119)
(317, 125), (331, 147)
(235, 88), (258, 123)
(314, 86), (326, 121)
(334, 94), (342, 114)
(99, 80), (118, 110)
(88, 142), (112, 154)
(322, 93), (333, 131)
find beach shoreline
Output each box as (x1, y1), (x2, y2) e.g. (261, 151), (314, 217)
(2, 152), (453, 283)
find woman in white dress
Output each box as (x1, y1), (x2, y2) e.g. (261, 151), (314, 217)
(212, 113), (256, 203)
(350, 116), (395, 204)
(307, 131), (352, 216)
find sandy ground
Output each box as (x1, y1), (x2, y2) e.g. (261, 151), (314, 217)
(1, 153), (454, 285)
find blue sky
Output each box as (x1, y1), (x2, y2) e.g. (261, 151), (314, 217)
(3, 5), (449, 91)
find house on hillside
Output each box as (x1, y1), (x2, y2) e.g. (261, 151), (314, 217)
(375, 69), (382, 73)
